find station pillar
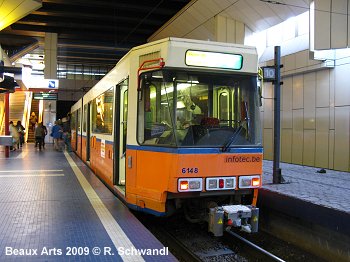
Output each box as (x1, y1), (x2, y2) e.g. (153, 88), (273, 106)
(44, 32), (57, 79)
(43, 32), (57, 142)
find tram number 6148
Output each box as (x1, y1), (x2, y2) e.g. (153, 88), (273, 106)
(181, 167), (199, 174)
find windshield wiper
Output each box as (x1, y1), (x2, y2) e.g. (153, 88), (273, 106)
(221, 126), (244, 152)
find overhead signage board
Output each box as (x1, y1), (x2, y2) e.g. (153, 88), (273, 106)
(33, 93), (58, 100)
(30, 79), (59, 89)
(185, 50), (243, 70)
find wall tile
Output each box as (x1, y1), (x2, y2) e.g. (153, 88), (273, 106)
(334, 106), (350, 171)
(263, 128), (273, 160)
(303, 73), (316, 129)
(316, 69), (330, 108)
(282, 77), (293, 111)
(303, 130), (315, 166)
(292, 109), (303, 164)
(334, 64), (350, 106)
(315, 107), (329, 168)
(281, 129), (292, 163)
(293, 75), (304, 109)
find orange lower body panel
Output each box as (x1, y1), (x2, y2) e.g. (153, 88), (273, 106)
(126, 148), (263, 214)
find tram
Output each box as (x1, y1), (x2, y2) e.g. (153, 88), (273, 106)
(71, 38), (262, 236)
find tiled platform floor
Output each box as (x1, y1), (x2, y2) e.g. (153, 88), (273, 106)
(0, 144), (177, 262)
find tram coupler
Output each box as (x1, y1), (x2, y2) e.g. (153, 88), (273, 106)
(208, 205), (259, 236)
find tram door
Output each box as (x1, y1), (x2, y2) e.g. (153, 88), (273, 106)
(85, 103), (91, 163)
(74, 110), (79, 151)
(113, 80), (128, 189)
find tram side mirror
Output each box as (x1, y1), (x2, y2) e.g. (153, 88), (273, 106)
(258, 84), (263, 107)
(257, 69), (263, 107)
(138, 74), (152, 101)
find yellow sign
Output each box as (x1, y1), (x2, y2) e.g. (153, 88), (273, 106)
(218, 218), (223, 224)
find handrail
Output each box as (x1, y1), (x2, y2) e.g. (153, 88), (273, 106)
(137, 58), (165, 91)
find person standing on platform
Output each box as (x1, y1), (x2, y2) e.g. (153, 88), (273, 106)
(16, 120), (25, 148)
(51, 121), (63, 151)
(30, 112), (37, 131)
(34, 123), (45, 150)
(9, 121), (19, 151)
(41, 123), (48, 149)
(61, 114), (72, 152)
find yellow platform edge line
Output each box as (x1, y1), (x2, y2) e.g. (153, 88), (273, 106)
(64, 152), (145, 262)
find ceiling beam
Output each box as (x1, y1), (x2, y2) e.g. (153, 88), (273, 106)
(10, 41), (40, 63)
(26, 12), (161, 26)
(41, 0), (185, 15)
(10, 24), (150, 45)
(14, 20), (155, 35)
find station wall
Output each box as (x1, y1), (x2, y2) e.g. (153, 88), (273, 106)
(261, 50), (350, 172)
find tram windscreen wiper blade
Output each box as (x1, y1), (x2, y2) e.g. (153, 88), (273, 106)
(222, 126), (243, 152)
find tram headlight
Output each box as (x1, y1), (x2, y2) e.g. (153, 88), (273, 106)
(226, 178), (234, 188)
(208, 179), (217, 189)
(178, 178), (202, 192)
(179, 181), (189, 190)
(252, 177), (260, 187)
(238, 175), (261, 188)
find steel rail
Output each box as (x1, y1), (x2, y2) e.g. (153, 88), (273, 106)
(156, 227), (203, 262)
(225, 229), (286, 262)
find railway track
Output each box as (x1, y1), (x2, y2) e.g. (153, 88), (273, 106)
(155, 226), (241, 261)
(224, 229), (285, 262)
(137, 213), (287, 261)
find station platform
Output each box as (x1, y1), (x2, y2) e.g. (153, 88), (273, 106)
(262, 160), (350, 213)
(260, 160), (350, 238)
(0, 144), (177, 261)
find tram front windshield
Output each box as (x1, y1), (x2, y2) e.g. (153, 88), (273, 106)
(138, 70), (262, 148)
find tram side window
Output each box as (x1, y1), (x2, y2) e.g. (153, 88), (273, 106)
(83, 105), (87, 132)
(77, 108), (81, 132)
(70, 110), (76, 131)
(92, 87), (114, 134)
(138, 75), (175, 146)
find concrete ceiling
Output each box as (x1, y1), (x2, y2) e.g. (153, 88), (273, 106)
(0, 0), (310, 68)
(0, 0), (191, 67)
(149, 0), (310, 41)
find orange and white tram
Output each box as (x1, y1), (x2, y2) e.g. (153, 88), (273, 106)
(71, 37), (262, 236)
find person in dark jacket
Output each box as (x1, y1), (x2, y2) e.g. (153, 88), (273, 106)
(34, 123), (45, 150)
(16, 120), (25, 148)
(42, 123), (48, 149)
(51, 121), (63, 151)
(61, 114), (72, 152)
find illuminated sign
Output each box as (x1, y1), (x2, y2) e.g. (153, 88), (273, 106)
(33, 93), (58, 100)
(48, 80), (56, 88)
(29, 79), (59, 89)
(185, 50), (243, 70)
(262, 66), (276, 82)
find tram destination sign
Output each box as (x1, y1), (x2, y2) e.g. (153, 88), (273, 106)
(185, 50), (243, 70)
